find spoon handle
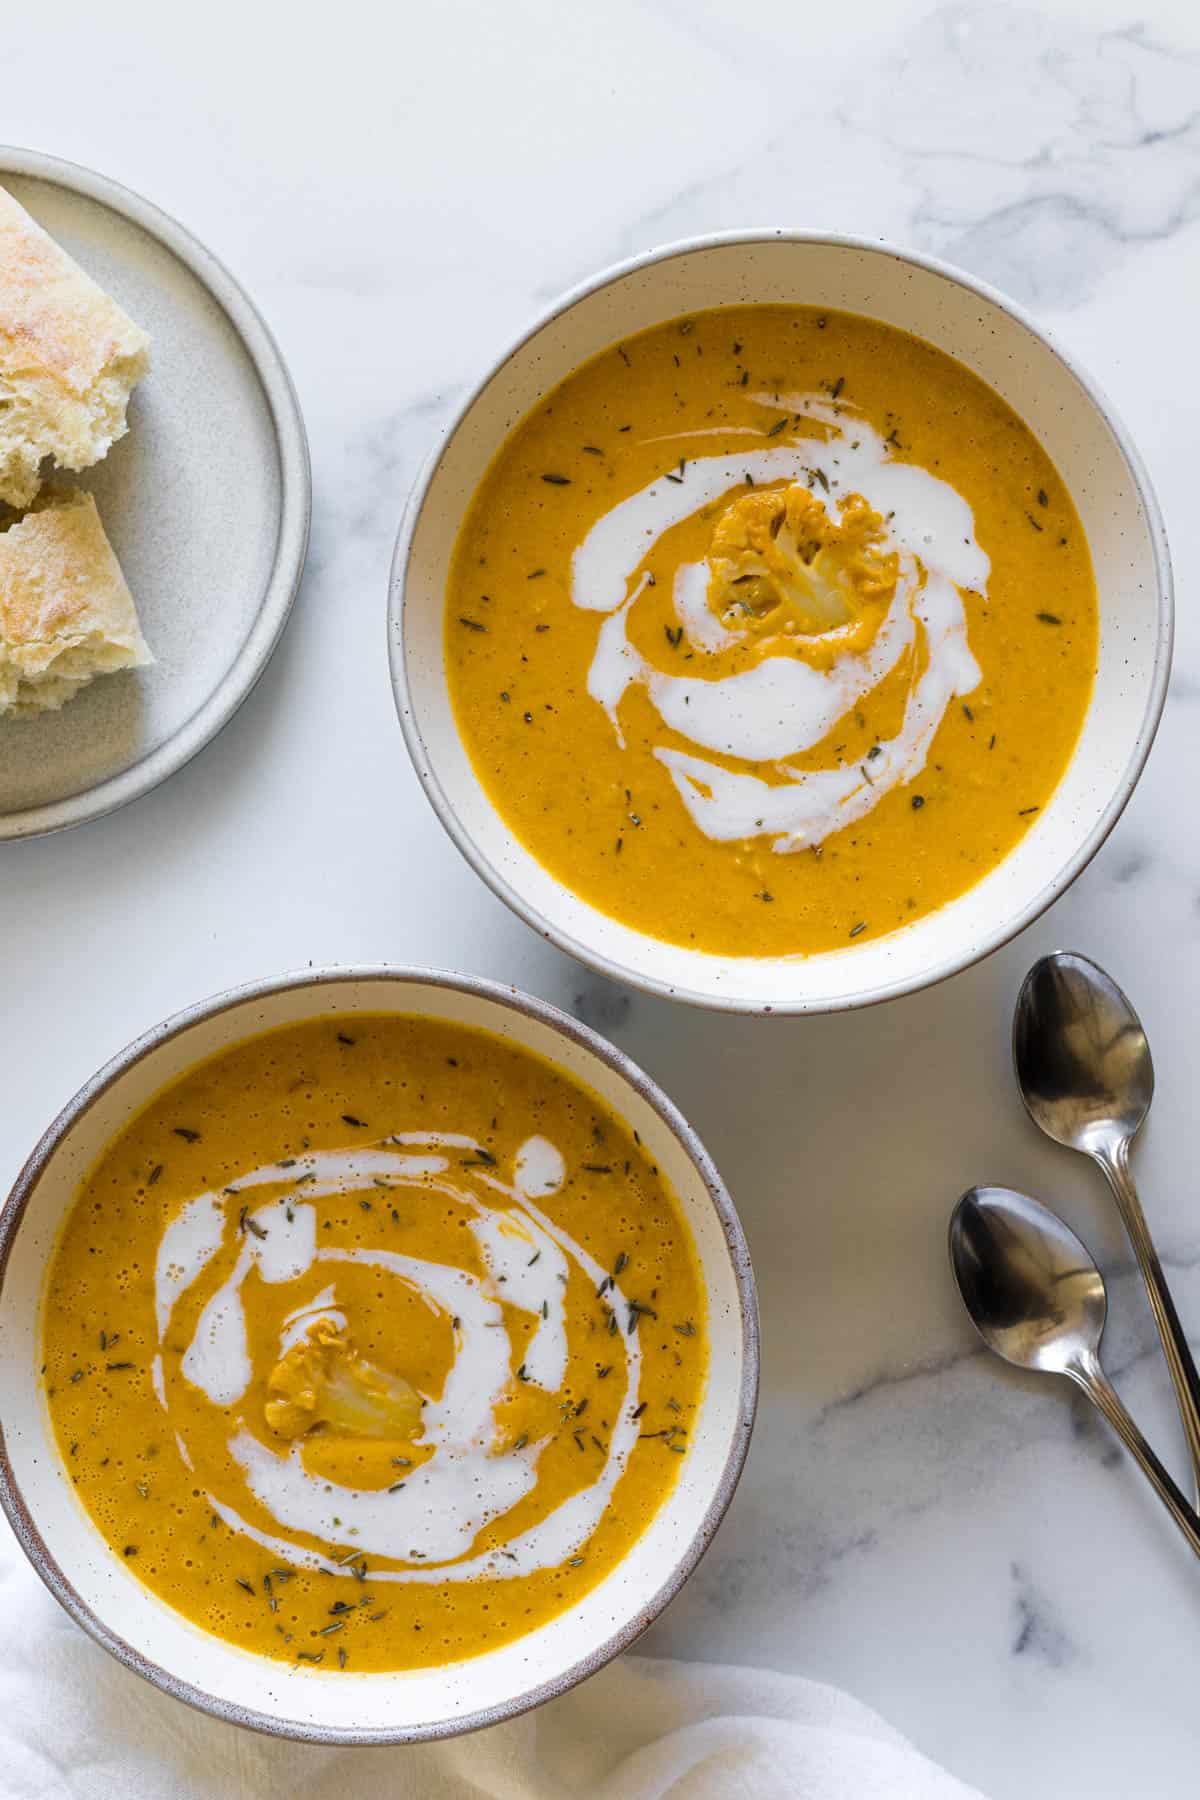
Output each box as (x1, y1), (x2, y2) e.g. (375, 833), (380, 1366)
(1069, 1356), (1200, 1558)
(1094, 1136), (1200, 1492)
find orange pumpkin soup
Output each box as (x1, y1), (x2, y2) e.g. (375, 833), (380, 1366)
(446, 305), (1098, 955)
(42, 1014), (706, 1671)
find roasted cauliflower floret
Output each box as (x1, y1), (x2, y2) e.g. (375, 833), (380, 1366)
(707, 484), (899, 636)
(265, 1318), (423, 1441)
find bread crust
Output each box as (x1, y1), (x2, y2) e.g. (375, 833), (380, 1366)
(0, 489), (152, 716)
(0, 186), (150, 507)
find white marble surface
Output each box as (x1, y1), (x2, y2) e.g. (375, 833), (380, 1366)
(3, 1), (1200, 1792)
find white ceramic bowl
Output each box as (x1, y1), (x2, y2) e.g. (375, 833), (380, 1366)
(389, 232), (1172, 1014)
(0, 968), (757, 1743)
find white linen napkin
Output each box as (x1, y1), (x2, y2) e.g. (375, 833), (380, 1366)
(0, 1527), (983, 1799)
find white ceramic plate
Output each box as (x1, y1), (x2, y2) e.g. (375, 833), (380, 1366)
(390, 232), (1172, 1014)
(0, 968), (758, 1742)
(0, 148), (310, 841)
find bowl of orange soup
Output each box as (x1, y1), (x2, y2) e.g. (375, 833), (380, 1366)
(390, 233), (1171, 1012)
(0, 969), (757, 1741)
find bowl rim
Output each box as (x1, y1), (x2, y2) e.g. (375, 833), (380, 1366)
(387, 228), (1174, 1015)
(0, 964), (759, 1744)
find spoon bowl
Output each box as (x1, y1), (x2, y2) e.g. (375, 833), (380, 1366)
(949, 1185), (1107, 1377)
(949, 1183), (1200, 1559)
(1013, 951), (1152, 1156)
(1012, 950), (1200, 1492)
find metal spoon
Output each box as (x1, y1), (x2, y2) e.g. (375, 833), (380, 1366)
(1013, 951), (1200, 1493)
(950, 1184), (1200, 1557)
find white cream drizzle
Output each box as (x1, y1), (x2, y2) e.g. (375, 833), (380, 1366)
(570, 397), (989, 851)
(279, 1284), (344, 1353)
(151, 1134), (644, 1584)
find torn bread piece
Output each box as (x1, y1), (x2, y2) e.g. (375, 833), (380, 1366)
(0, 186), (150, 508)
(0, 489), (152, 717)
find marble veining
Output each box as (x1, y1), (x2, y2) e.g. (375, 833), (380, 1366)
(1011, 1561), (1077, 1668)
(841, 7), (1200, 306)
(570, 976), (635, 1035)
(2, 1), (1200, 1794)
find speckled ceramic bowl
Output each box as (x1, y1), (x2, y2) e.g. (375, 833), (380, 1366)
(0, 968), (757, 1742)
(389, 232), (1172, 1013)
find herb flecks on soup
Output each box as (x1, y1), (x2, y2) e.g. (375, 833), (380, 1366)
(447, 305), (1098, 955)
(42, 1016), (707, 1673)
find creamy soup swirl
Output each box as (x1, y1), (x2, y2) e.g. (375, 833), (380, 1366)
(153, 1134), (644, 1584)
(574, 396), (990, 852)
